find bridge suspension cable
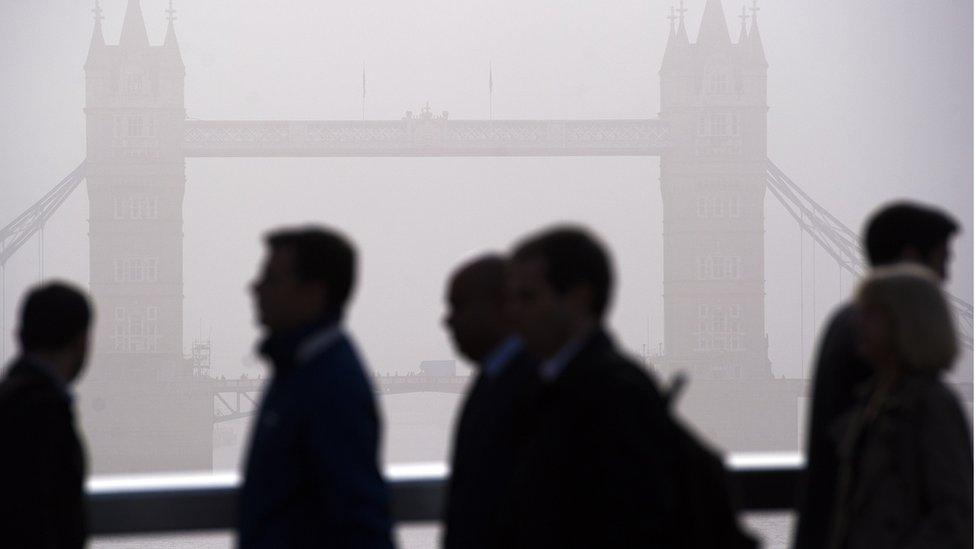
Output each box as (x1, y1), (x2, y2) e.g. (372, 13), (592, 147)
(0, 161), (87, 268)
(765, 159), (974, 351)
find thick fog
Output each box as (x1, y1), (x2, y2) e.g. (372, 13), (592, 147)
(0, 0), (971, 463)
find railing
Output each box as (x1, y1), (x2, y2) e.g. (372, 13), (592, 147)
(89, 455), (802, 536)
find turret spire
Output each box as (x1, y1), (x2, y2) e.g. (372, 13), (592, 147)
(748, 0), (767, 67)
(675, 0), (689, 44)
(697, 0), (731, 48)
(738, 6), (749, 44)
(661, 3), (689, 74)
(119, 0), (150, 49)
(161, 0), (184, 67)
(85, 1), (108, 69)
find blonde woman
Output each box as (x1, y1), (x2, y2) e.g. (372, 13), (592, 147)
(828, 265), (972, 549)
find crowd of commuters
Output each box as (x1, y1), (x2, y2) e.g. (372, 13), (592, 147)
(0, 201), (970, 548)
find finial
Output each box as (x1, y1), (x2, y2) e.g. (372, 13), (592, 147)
(667, 6), (678, 33)
(739, 6), (749, 27)
(750, 0), (760, 22)
(676, 0), (688, 23)
(166, 0), (177, 24)
(92, 0), (104, 24)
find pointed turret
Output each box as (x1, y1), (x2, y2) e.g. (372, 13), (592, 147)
(161, 1), (184, 67)
(85, 1), (109, 69)
(675, 1), (690, 44)
(697, 0), (731, 49)
(748, 1), (768, 67)
(119, 0), (150, 50)
(737, 6), (749, 45)
(661, 3), (691, 74)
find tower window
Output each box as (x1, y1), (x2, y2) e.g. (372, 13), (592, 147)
(113, 257), (160, 283)
(696, 255), (742, 280)
(697, 195), (742, 218)
(113, 196), (159, 219)
(110, 306), (161, 354)
(124, 74), (144, 94)
(704, 67), (733, 94)
(694, 304), (745, 352)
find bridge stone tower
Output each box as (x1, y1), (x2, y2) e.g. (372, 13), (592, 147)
(82, 0), (211, 473)
(659, 0), (770, 381)
(657, 1), (794, 450)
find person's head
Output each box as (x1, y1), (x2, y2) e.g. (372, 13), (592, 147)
(251, 226), (356, 334)
(443, 254), (513, 365)
(18, 282), (92, 383)
(856, 264), (958, 375)
(864, 202), (959, 280)
(510, 226), (613, 360)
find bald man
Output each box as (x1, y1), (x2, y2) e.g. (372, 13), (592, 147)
(441, 255), (538, 549)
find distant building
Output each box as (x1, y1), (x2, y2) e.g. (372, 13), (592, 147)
(419, 360), (457, 378)
(80, 0), (212, 473)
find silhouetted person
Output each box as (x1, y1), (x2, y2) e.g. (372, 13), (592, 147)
(0, 282), (92, 549)
(498, 227), (678, 548)
(827, 265), (972, 549)
(238, 227), (393, 549)
(794, 202), (959, 549)
(441, 255), (539, 549)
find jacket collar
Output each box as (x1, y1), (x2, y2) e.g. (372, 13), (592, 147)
(258, 313), (341, 374)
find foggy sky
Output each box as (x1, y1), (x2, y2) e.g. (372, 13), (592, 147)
(0, 0), (971, 383)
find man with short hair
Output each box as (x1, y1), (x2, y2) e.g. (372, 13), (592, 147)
(239, 227), (393, 549)
(793, 201), (960, 549)
(500, 226), (678, 548)
(0, 282), (92, 549)
(442, 255), (538, 549)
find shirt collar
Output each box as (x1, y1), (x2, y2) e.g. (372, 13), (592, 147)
(481, 335), (523, 378)
(539, 332), (591, 383)
(295, 324), (344, 365)
(23, 354), (73, 403)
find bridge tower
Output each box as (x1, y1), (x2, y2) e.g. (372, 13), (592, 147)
(82, 0), (210, 472)
(658, 0), (770, 381)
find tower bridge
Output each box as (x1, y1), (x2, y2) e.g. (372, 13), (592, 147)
(0, 0), (971, 472)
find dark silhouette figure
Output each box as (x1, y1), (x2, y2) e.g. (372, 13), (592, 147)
(827, 266), (972, 549)
(498, 227), (678, 548)
(0, 282), (92, 549)
(795, 202), (960, 549)
(441, 255), (539, 549)
(238, 228), (393, 549)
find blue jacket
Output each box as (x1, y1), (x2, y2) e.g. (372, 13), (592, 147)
(239, 320), (394, 549)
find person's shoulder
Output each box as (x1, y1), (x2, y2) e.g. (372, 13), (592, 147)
(300, 333), (373, 393)
(914, 376), (968, 422)
(579, 338), (663, 403)
(0, 362), (61, 408)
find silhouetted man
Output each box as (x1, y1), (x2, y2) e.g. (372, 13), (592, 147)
(499, 227), (678, 548)
(442, 255), (538, 549)
(794, 202), (959, 549)
(239, 227), (393, 549)
(0, 282), (92, 549)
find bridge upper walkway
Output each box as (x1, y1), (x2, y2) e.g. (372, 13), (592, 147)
(183, 118), (670, 157)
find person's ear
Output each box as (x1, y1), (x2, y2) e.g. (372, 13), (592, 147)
(308, 281), (331, 314)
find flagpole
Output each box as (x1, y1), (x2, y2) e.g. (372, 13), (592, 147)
(362, 62), (366, 122)
(488, 61), (493, 121)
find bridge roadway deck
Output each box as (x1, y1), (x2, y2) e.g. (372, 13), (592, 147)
(183, 118), (669, 157)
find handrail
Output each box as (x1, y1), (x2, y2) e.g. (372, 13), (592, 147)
(88, 461), (802, 536)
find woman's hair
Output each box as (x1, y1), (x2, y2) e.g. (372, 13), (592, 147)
(857, 264), (958, 372)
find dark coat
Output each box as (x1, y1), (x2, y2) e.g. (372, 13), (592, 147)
(497, 330), (679, 549)
(829, 373), (973, 549)
(238, 323), (394, 549)
(0, 356), (87, 549)
(443, 349), (538, 549)
(795, 303), (873, 549)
